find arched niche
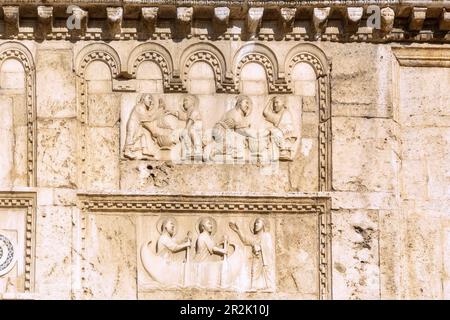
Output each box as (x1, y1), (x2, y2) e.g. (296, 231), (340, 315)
(75, 44), (121, 190)
(180, 43), (227, 93)
(0, 42), (36, 187)
(136, 61), (164, 93)
(233, 43), (280, 93)
(285, 44), (331, 191)
(127, 42), (173, 91)
(186, 61), (223, 130)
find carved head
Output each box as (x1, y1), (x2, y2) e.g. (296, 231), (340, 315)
(273, 96), (287, 113)
(236, 95), (252, 116)
(139, 93), (154, 109)
(253, 218), (265, 233)
(161, 218), (176, 237)
(381, 7), (395, 21)
(199, 217), (213, 234)
(182, 94), (198, 111)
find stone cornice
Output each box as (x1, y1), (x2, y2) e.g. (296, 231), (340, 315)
(0, 1), (448, 5)
(393, 46), (450, 66)
(0, 1), (449, 42)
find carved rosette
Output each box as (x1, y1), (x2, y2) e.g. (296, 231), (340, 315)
(0, 234), (15, 276)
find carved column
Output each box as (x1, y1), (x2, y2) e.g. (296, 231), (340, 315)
(213, 7), (230, 33)
(3, 6), (19, 35)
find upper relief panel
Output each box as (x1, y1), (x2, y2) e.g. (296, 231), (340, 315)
(74, 41), (331, 193)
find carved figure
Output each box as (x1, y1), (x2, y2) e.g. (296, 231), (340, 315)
(229, 218), (275, 290)
(194, 217), (227, 262)
(263, 96), (298, 160)
(141, 217), (191, 287)
(156, 217), (191, 261)
(173, 94), (203, 160)
(123, 94), (180, 159)
(123, 94), (164, 159)
(210, 95), (256, 160)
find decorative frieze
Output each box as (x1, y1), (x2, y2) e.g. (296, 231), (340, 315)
(0, 3), (449, 42)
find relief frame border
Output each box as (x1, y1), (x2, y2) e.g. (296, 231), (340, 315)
(77, 193), (332, 300)
(0, 191), (37, 293)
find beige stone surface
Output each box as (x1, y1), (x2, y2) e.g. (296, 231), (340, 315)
(0, 2), (449, 300)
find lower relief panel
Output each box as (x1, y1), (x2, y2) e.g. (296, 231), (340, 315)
(0, 192), (36, 298)
(79, 195), (331, 300)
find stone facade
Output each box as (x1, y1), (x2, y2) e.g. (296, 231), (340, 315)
(0, 1), (449, 299)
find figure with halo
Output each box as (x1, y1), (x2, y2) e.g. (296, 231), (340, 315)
(194, 217), (227, 262)
(229, 218), (275, 290)
(140, 216), (192, 287)
(156, 217), (192, 262)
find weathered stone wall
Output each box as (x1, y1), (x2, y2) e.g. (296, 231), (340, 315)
(0, 2), (449, 300)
